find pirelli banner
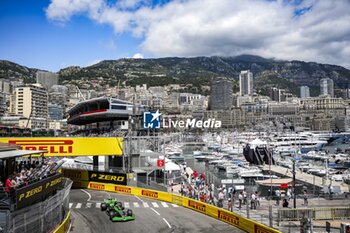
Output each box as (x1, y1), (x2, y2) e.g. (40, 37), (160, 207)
(0, 137), (123, 156)
(16, 173), (63, 209)
(62, 169), (127, 185)
(83, 181), (281, 233)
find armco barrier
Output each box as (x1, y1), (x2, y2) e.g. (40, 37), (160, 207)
(83, 181), (281, 233)
(53, 211), (71, 233)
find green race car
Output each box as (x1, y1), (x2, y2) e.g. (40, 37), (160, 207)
(101, 198), (135, 222)
(100, 198), (121, 211)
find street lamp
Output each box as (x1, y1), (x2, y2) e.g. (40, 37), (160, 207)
(292, 157), (296, 209)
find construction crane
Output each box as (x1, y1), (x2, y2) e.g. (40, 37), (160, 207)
(76, 85), (86, 101)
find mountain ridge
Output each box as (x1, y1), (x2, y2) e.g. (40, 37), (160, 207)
(1, 55), (349, 96)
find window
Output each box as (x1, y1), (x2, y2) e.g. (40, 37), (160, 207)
(111, 105), (127, 110)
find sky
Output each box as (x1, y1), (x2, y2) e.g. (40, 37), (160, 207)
(1, 0), (350, 72)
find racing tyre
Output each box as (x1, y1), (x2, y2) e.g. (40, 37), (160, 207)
(116, 202), (123, 209)
(101, 203), (107, 211)
(109, 210), (116, 220)
(126, 209), (133, 217)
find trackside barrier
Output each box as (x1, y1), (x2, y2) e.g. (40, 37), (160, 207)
(53, 211), (71, 233)
(278, 207), (350, 222)
(83, 181), (281, 233)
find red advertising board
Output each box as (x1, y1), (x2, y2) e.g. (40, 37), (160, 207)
(280, 183), (288, 189)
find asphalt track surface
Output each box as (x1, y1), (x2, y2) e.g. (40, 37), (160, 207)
(69, 189), (245, 233)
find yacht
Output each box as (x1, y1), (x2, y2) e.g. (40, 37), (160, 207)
(270, 133), (328, 154)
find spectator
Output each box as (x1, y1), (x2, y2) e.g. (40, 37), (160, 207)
(243, 189), (247, 205)
(328, 184), (333, 200)
(228, 198), (232, 211)
(251, 192), (256, 209)
(275, 189), (281, 206)
(10, 176), (17, 187)
(255, 191), (260, 207)
(282, 199), (289, 208)
(217, 189), (224, 208)
(286, 188), (291, 201)
(223, 186), (227, 199)
(238, 192), (243, 209)
(303, 190), (308, 206)
(5, 176), (12, 193)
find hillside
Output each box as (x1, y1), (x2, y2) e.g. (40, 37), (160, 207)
(1, 55), (350, 96)
(0, 60), (42, 83)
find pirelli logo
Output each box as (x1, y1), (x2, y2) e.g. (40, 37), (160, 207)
(254, 225), (271, 233)
(115, 186), (131, 194)
(218, 210), (239, 225)
(141, 190), (158, 198)
(188, 200), (206, 213)
(89, 183), (105, 190)
(8, 139), (73, 154)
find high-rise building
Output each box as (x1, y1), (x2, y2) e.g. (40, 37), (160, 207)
(48, 103), (64, 120)
(209, 78), (233, 110)
(270, 87), (289, 102)
(320, 78), (334, 97)
(239, 70), (254, 96)
(49, 85), (68, 110)
(300, 86), (310, 99)
(14, 84), (48, 128)
(0, 93), (5, 116)
(36, 71), (58, 89)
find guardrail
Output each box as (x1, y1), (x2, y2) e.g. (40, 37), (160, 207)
(81, 181), (281, 233)
(53, 211), (71, 233)
(277, 207), (350, 222)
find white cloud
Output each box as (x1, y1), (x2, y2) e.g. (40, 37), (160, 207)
(132, 53), (144, 59)
(46, 0), (350, 68)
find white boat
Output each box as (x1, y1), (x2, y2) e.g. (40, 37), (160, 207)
(270, 133), (328, 154)
(193, 150), (202, 156)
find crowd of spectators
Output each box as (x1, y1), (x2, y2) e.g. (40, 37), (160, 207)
(0, 159), (60, 197)
(68, 128), (127, 137)
(178, 169), (265, 212)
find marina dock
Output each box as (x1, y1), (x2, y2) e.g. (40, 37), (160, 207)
(262, 165), (350, 193)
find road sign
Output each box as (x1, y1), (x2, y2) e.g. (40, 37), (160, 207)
(157, 159), (164, 167)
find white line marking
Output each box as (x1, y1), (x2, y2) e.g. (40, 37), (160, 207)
(124, 202), (130, 208)
(151, 208), (160, 215)
(69, 203), (73, 209)
(76, 203), (82, 209)
(86, 203), (92, 208)
(68, 222), (72, 232)
(134, 195), (144, 202)
(143, 202), (149, 208)
(133, 202), (140, 208)
(172, 204), (179, 207)
(161, 202), (169, 208)
(80, 189), (91, 202)
(104, 191), (111, 199)
(96, 203), (101, 208)
(152, 202), (159, 208)
(163, 218), (172, 228)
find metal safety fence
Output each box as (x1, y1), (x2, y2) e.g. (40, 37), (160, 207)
(0, 178), (72, 233)
(277, 206), (350, 222)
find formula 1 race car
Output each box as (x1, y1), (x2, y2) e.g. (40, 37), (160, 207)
(100, 198), (135, 222)
(100, 198), (121, 211)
